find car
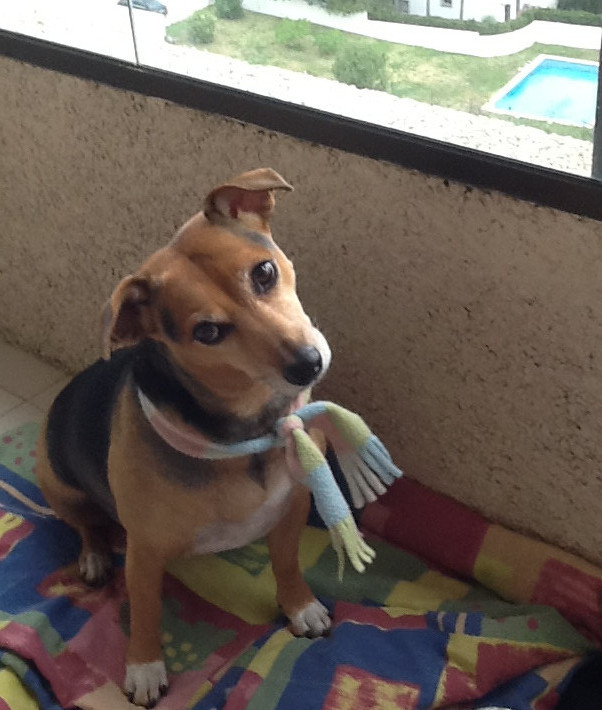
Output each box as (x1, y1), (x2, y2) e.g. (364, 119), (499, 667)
(117, 0), (168, 16)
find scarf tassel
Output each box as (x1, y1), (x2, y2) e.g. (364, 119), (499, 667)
(330, 516), (376, 581)
(287, 420), (401, 579)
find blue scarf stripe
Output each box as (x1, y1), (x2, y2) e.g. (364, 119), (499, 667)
(294, 401), (328, 421)
(306, 462), (351, 528)
(203, 402), (330, 458)
(201, 433), (282, 459)
(358, 439), (403, 484)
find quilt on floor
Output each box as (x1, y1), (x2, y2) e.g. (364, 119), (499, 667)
(0, 423), (601, 710)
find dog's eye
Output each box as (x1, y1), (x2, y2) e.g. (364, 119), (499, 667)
(193, 321), (232, 345)
(251, 260), (278, 294)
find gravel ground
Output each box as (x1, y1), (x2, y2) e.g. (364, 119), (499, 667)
(153, 44), (594, 178)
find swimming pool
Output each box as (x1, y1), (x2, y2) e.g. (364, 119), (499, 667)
(483, 55), (598, 128)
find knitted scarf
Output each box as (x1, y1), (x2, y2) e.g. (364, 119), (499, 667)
(138, 390), (402, 579)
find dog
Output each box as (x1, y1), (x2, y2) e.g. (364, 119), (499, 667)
(35, 168), (333, 707)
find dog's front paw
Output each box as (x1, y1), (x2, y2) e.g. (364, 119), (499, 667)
(289, 599), (331, 638)
(79, 550), (112, 587)
(125, 660), (168, 708)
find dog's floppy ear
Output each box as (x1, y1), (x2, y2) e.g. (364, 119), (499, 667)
(101, 275), (155, 359)
(204, 168), (293, 225)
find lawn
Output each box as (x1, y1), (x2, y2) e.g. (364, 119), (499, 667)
(166, 8), (597, 141)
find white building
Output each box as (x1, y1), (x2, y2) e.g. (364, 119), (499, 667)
(396, 0), (557, 23)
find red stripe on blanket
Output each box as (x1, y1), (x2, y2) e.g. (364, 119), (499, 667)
(163, 574), (274, 657)
(361, 478), (489, 576)
(532, 559), (602, 643)
(323, 665), (420, 710)
(439, 665), (480, 705)
(476, 645), (573, 690)
(0, 622), (105, 706)
(534, 689), (562, 710)
(335, 602), (428, 631)
(0, 515), (33, 560)
(223, 669), (263, 710)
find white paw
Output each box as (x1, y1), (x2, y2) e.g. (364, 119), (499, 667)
(125, 660), (168, 708)
(289, 599), (331, 638)
(79, 551), (112, 586)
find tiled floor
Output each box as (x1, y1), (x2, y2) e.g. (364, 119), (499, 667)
(0, 339), (70, 433)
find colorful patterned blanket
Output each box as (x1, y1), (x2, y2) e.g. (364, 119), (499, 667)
(1, 423), (601, 710)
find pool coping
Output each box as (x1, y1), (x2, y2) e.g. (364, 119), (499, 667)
(482, 54), (599, 128)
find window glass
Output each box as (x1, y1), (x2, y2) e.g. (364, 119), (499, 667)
(2, 0), (600, 179)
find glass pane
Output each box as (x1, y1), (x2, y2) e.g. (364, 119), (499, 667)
(0, 0), (138, 62)
(131, 0), (601, 178)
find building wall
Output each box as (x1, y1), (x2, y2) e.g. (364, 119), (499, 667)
(410, 0), (557, 22)
(2, 54), (602, 566)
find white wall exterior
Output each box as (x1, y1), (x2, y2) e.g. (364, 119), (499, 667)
(408, 0), (557, 22)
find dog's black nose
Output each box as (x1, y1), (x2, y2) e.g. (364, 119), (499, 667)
(284, 346), (323, 386)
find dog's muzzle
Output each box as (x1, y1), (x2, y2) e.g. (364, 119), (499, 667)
(284, 346), (323, 387)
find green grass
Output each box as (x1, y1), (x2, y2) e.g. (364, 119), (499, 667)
(166, 9), (597, 141)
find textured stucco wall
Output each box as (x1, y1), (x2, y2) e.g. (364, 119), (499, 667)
(2, 55), (602, 565)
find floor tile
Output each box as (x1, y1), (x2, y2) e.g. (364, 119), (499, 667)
(0, 340), (67, 400)
(29, 377), (71, 413)
(0, 388), (23, 417)
(0, 402), (45, 434)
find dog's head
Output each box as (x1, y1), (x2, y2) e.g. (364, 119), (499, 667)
(102, 168), (331, 418)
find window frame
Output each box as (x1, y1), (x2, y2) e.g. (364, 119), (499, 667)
(1, 28), (602, 223)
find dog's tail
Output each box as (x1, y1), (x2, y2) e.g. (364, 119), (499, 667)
(0, 480), (56, 517)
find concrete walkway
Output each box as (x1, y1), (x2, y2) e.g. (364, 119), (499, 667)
(243, 0), (602, 57)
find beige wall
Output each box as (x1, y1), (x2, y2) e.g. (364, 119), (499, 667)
(2, 55), (602, 565)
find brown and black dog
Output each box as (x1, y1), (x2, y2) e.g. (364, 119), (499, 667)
(35, 168), (332, 707)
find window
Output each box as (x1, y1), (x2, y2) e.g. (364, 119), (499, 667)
(1, 0), (601, 218)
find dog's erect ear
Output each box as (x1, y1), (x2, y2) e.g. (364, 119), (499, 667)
(204, 168), (293, 225)
(101, 275), (155, 359)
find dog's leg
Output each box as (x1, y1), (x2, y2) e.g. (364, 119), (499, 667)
(77, 524), (113, 587)
(124, 541), (169, 708)
(36, 428), (113, 586)
(267, 484), (331, 638)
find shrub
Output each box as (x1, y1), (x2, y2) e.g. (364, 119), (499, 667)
(242, 42), (272, 65)
(188, 10), (216, 44)
(367, 3), (602, 31)
(333, 41), (388, 90)
(293, 0), (367, 13)
(558, 0), (601, 12)
(323, 0), (366, 14)
(274, 19), (312, 49)
(313, 29), (347, 56)
(532, 7), (602, 26)
(478, 11), (531, 34)
(214, 0), (244, 20)
(480, 7), (602, 31)
(366, 4), (481, 29)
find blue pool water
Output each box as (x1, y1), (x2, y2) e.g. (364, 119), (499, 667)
(494, 58), (598, 127)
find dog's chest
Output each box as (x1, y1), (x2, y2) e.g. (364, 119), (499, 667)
(190, 461), (295, 555)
